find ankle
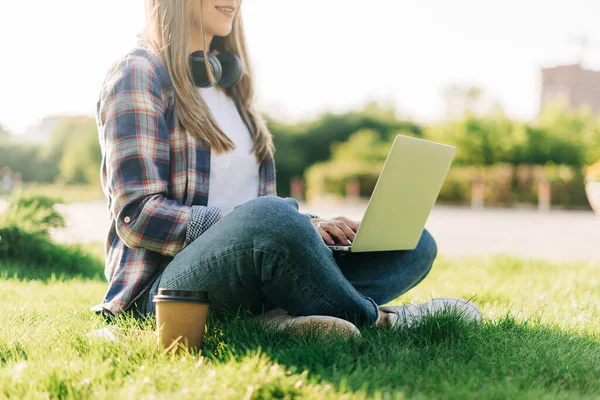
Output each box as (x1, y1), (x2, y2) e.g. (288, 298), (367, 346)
(376, 310), (389, 327)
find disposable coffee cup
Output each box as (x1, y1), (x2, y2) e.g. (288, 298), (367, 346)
(152, 289), (211, 353)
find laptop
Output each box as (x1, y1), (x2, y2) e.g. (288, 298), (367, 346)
(328, 134), (456, 253)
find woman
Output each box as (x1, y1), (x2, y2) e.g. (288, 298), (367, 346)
(94, 0), (481, 335)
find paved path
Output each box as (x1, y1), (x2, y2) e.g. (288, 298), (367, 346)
(42, 200), (600, 262)
(303, 202), (600, 262)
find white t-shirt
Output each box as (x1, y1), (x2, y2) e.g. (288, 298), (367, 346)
(199, 86), (260, 216)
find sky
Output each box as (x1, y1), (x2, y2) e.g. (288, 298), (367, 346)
(1, 0), (600, 134)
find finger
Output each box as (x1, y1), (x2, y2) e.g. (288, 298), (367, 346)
(317, 227), (335, 245)
(322, 222), (350, 245)
(334, 217), (360, 233)
(333, 220), (356, 241)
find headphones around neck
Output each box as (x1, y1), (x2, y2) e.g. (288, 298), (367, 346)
(189, 50), (243, 88)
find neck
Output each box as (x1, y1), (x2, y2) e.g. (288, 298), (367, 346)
(189, 29), (214, 53)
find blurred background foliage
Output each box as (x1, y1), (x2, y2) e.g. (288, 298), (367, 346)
(1, 96), (598, 209)
(0, 193), (103, 278)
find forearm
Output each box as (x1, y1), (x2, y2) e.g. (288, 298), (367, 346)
(115, 194), (221, 257)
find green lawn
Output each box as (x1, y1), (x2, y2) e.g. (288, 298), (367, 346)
(1, 255), (599, 399)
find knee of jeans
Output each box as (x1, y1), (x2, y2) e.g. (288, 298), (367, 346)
(417, 229), (438, 272)
(236, 196), (308, 235)
(240, 196), (299, 219)
(250, 199), (314, 249)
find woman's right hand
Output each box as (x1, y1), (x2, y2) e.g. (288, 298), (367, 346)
(311, 218), (356, 246)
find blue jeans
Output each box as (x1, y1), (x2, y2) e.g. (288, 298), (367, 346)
(140, 196), (437, 325)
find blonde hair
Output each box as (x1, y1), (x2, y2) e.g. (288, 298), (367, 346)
(141, 0), (274, 162)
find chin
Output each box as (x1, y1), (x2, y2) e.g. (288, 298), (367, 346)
(214, 25), (233, 37)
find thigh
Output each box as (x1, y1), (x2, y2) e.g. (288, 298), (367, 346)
(335, 229), (438, 305)
(143, 196), (380, 324)
(145, 199), (292, 316)
(151, 232), (264, 316)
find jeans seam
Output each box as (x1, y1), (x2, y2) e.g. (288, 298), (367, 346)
(254, 248), (341, 312)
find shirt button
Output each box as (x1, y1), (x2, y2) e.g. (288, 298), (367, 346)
(124, 217), (131, 223)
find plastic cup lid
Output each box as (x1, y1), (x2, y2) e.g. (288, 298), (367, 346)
(152, 288), (210, 304)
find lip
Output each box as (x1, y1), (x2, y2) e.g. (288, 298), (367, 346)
(215, 5), (235, 17)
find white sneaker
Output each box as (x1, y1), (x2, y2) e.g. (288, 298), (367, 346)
(260, 308), (361, 337)
(380, 297), (483, 328)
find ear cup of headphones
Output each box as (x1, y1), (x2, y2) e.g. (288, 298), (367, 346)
(216, 51), (244, 88)
(189, 51), (223, 88)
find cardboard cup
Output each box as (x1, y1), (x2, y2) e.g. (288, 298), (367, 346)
(153, 289), (210, 353)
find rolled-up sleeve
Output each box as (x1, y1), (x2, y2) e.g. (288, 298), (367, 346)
(97, 56), (220, 257)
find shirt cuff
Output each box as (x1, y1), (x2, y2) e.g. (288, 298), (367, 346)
(185, 205), (222, 245)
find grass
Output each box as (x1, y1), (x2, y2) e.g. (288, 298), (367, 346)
(1, 254), (599, 399)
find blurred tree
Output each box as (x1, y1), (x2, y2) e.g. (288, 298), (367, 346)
(58, 119), (101, 185)
(584, 119), (600, 165)
(0, 144), (56, 183)
(0, 123), (10, 142)
(43, 117), (94, 167)
(330, 129), (391, 163)
(534, 100), (591, 167)
(426, 100), (598, 168)
(303, 129), (392, 201)
(427, 110), (521, 166)
(268, 103), (421, 197)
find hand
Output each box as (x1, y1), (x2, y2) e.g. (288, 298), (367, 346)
(312, 216), (359, 246)
(332, 216), (360, 233)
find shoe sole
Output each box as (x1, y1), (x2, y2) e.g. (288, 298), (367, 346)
(286, 316), (361, 337)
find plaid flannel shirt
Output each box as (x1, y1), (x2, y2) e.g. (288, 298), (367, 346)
(94, 47), (277, 317)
